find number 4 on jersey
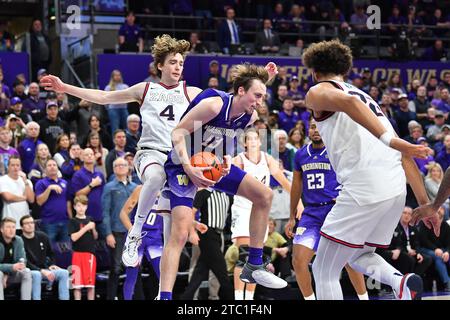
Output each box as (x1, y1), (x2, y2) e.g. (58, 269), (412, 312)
(159, 105), (175, 120)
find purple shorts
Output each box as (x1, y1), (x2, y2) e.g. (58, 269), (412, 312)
(293, 204), (334, 252)
(138, 237), (163, 263)
(164, 161), (246, 209)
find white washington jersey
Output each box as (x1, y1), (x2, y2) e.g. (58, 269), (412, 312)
(232, 151), (271, 210)
(312, 80), (406, 206)
(138, 81), (190, 152)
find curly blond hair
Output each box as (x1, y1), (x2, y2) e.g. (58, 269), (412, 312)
(151, 34), (190, 77)
(302, 39), (353, 77)
(232, 64), (269, 94)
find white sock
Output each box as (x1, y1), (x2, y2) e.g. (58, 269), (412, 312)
(245, 290), (254, 300)
(130, 166), (165, 236)
(304, 293), (316, 300)
(234, 290), (243, 300)
(357, 292), (369, 300)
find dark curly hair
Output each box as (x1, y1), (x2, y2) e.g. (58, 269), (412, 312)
(302, 39), (353, 76)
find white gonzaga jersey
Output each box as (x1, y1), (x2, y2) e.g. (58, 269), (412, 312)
(233, 151), (271, 209)
(313, 80), (406, 206)
(138, 81), (190, 152)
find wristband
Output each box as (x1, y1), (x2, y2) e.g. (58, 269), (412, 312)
(379, 131), (394, 147)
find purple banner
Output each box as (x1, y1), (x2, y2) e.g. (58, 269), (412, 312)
(0, 52), (29, 87)
(98, 54), (450, 89)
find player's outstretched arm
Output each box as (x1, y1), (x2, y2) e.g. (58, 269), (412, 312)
(40, 75), (146, 105)
(267, 154), (291, 193)
(306, 84), (430, 159)
(119, 185), (142, 231)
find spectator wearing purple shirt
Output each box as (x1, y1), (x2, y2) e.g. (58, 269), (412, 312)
(18, 121), (42, 174)
(421, 40), (448, 62)
(60, 143), (82, 180)
(288, 76), (305, 109)
(35, 159), (69, 243)
(436, 134), (450, 172)
(22, 83), (46, 122)
(387, 5), (407, 33)
(0, 69), (11, 98)
(278, 97), (301, 134)
(350, 6), (368, 34)
(0, 126), (19, 175)
(437, 87), (450, 114)
(271, 129), (296, 172)
(118, 11), (143, 53)
(70, 148), (105, 236)
(105, 129), (127, 179)
(414, 137), (435, 175)
(393, 94), (417, 138)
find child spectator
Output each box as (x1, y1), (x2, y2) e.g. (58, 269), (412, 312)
(68, 195), (98, 300)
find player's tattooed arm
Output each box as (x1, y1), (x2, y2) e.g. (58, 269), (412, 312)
(120, 186), (142, 231)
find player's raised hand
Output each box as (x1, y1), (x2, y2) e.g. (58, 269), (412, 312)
(264, 62), (278, 81)
(411, 203), (441, 237)
(40, 75), (66, 93)
(390, 137), (431, 159)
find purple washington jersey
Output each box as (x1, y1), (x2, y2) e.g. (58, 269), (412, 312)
(295, 143), (339, 204)
(170, 88), (252, 163)
(130, 208), (163, 246)
(294, 143), (339, 225)
(164, 88), (252, 208)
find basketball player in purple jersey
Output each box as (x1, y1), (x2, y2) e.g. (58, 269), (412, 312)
(286, 119), (368, 300)
(40, 35), (203, 268)
(159, 63), (287, 300)
(120, 186), (164, 300)
(302, 40), (439, 300)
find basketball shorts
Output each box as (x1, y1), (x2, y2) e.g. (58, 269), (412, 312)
(71, 252), (96, 288)
(134, 149), (168, 182)
(293, 204), (333, 251)
(164, 161), (246, 209)
(320, 189), (406, 249)
(231, 204), (269, 242)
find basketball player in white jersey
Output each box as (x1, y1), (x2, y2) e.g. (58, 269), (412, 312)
(40, 34), (202, 267)
(301, 39), (440, 300)
(231, 128), (291, 299)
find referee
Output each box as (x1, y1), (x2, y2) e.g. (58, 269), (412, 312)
(181, 189), (234, 300)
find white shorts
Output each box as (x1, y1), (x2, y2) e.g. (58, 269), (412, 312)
(231, 204), (268, 242)
(134, 149), (168, 182)
(231, 205), (251, 239)
(320, 189), (406, 249)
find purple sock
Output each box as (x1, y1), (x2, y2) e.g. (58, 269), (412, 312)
(160, 291), (172, 300)
(248, 247), (263, 265)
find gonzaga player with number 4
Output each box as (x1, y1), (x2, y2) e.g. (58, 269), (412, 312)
(285, 118), (368, 300)
(40, 34), (202, 267)
(302, 40), (439, 300)
(159, 63), (287, 300)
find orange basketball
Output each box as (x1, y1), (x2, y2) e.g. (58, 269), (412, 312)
(190, 152), (223, 182)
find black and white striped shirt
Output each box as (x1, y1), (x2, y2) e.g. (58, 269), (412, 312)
(193, 189), (232, 231)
